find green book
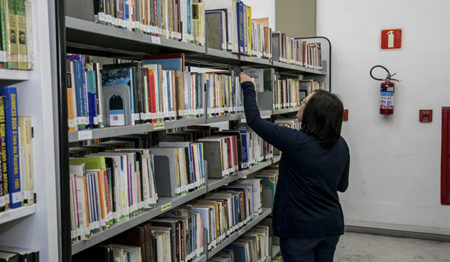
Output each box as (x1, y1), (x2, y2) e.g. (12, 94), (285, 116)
(6, 0), (17, 69)
(15, 0), (27, 70)
(70, 156), (107, 171)
(0, 0), (6, 69)
(255, 171), (278, 202)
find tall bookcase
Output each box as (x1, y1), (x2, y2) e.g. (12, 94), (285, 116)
(55, 1), (330, 261)
(0, 0), (60, 261)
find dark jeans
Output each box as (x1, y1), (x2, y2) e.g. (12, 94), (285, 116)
(280, 236), (340, 262)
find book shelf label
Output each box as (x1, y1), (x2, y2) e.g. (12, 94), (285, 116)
(78, 130), (93, 140)
(161, 202), (172, 212)
(153, 123), (165, 130)
(152, 36), (161, 45)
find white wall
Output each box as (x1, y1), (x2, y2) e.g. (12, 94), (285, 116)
(317, 0), (450, 233)
(242, 0), (275, 29)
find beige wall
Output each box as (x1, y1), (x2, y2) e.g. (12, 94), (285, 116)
(275, 0), (316, 37)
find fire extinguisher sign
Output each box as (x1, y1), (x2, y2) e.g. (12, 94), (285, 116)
(381, 29), (402, 50)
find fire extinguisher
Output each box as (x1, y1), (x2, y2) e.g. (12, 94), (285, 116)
(370, 65), (399, 115)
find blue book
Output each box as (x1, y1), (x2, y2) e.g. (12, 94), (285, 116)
(142, 53), (184, 72)
(85, 69), (98, 129)
(67, 55), (88, 129)
(198, 143), (204, 180)
(187, 0), (191, 35)
(0, 87), (21, 208)
(225, 245), (246, 262)
(236, 1), (245, 55)
(157, 0), (162, 29)
(239, 131), (248, 169)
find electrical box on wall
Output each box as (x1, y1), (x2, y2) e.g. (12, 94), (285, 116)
(419, 109), (432, 123)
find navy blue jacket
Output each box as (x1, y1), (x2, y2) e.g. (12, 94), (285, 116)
(242, 81), (350, 239)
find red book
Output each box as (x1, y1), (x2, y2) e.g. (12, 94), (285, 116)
(147, 69), (157, 123)
(232, 136), (238, 171)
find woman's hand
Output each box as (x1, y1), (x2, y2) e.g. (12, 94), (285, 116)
(239, 72), (253, 84)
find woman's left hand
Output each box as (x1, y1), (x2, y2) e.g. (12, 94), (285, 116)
(239, 72), (253, 84)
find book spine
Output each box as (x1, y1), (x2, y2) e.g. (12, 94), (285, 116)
(0, 97), (4, 210)
(66, 61), (77, 132)
(15, 0), (26, 69)
(24, 0), (31, 68)
(246, 5), (251, 56)
(1, 87), (21, 208)
(0, 0), (6, 68)
(85, 69), (98, 129)
(94, 63), (104, 127)
(18, 116), (33, 204)
(72, 60), (86, 129)
(237, 2), (244, 55)
(6, 0), (17, 69)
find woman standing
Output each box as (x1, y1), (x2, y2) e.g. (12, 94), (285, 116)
(239, 73), (349, 262)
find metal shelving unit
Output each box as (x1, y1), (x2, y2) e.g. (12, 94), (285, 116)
(208, 208), (271, 258)
(0, 204), (36, 225)
(72, 187), (207, 255)
(60, 9), (329, 260)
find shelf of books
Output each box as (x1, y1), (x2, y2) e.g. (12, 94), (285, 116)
(72, 187), (208, 255)
(208, 207), (271, 258)
(65, 16), (206, 56)
(0, 204), (36, 225)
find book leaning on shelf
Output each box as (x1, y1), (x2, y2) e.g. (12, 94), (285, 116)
(93, 0), (206, 45)
(0, 0), (33, 70)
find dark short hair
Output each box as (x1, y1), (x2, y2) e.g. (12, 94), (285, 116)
(301, 90), (344, 148)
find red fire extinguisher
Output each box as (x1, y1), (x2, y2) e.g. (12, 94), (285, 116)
(370, 65), (399, 115)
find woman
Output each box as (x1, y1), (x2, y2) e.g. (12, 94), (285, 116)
(239, 73), (349, 262)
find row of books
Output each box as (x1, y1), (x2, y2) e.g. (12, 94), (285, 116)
(299, 79), (327, 96)
(208, 225), (270, 262)
(170, 126), (273, 172)
(272, 34), (322, 70)
(205, 1), (272, 59)
(274, 78), (300, 110)
(0, 87), (34, 211)
(66, 54), (244, 131)
(94, 0), (206, 45)
(0, 246), (38, 262)
(0, 0), (33, 70)
(69, 138), (208, 243)
(90, 0), (323, 71)
(73, 205), (205, 262)
(73, 177), (266, 262)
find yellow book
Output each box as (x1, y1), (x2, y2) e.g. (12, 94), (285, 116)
(246, 6), (252, 56)
(198, 1), (203, 45)
(175, 148), (181, 188)
(97, 171), (106, 221)
(18, 116), (33, 204)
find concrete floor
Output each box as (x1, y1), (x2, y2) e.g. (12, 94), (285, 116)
(335, 232), (450, 262)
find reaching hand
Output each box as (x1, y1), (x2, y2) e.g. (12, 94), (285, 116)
(239, 72), (253, 84)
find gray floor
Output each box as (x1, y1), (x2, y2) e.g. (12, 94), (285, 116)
(335, 232), (450, 262)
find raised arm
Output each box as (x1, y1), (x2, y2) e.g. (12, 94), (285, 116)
(241, 79), (305, 155)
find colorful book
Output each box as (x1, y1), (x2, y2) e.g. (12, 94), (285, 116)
(0, 97), (5, 211)
(6, 0), (18, 69)
(15, 0), (26, 70)
(0, 87), (21, 208)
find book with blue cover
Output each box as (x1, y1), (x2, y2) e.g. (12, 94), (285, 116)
(0, 87), (21, 208)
